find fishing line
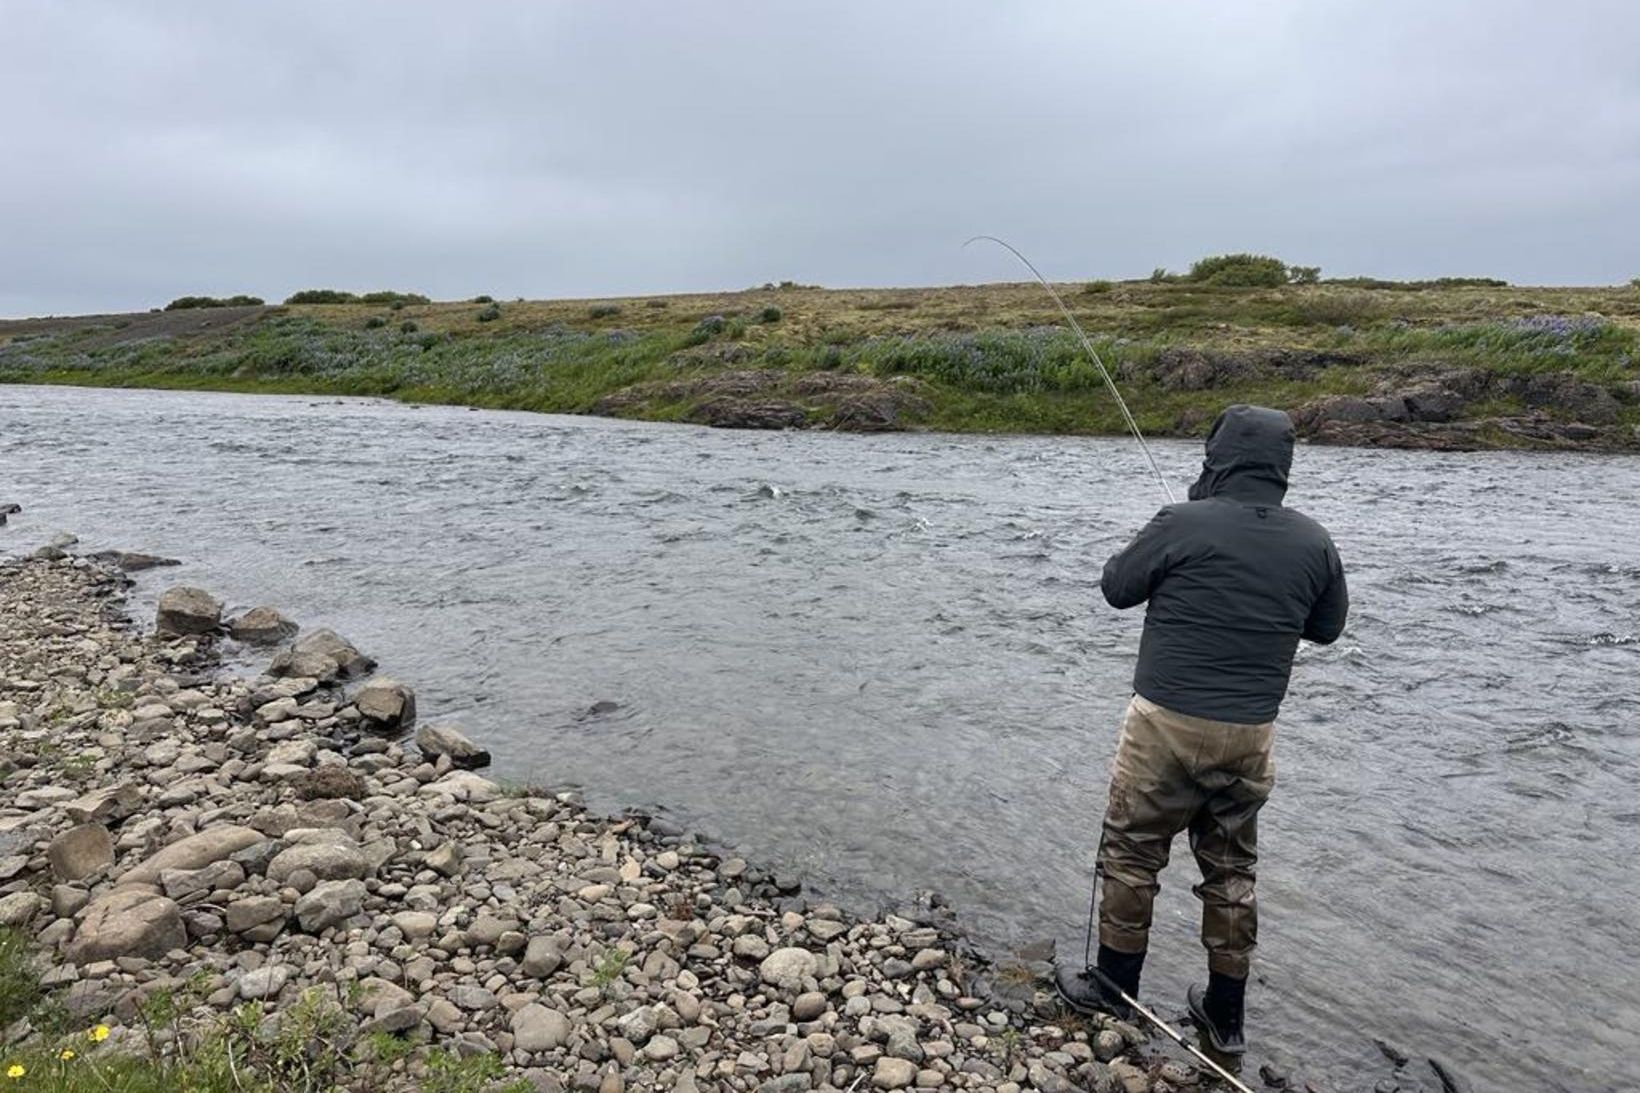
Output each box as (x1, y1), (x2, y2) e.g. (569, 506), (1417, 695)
(967, 238), (1255, 1093)
(961, 236), (1175, 503)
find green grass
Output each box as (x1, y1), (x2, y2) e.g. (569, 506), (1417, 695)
(0, 930), (527, 1092)
(2, 279), (1637, 444)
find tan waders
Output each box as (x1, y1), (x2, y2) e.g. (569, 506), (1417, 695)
(1096, 694), (1275, 979)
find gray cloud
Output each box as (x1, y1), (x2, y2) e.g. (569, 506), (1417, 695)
(4, 0), (1637, 315)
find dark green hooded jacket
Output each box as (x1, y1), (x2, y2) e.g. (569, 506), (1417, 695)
(1101, 404), (1348, 724)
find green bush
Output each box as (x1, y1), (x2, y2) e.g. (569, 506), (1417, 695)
(399, 320), (419, 333)
(1186, 254), (1289, 287)
(164, 295), (264, 310)
(476, 304), (502, 323)
(1148, 267), (1179, 284)
(363, 316), (386, 329)
(588, 304), (622, 320)
(359, 291), (430, 306)
(644, 299), (669, 309)
(472, 295), (494, 304)
(284, 289), (360, 305)
(1629, 277), (1640, 289)
(1288, 265), (1322, 285)
(760, 306), (783, 323)
(1084, 280), (1114, 295)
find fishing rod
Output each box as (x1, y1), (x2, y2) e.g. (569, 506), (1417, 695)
(967, 237), (1256, 1093)
(962, 236), (1175, 503)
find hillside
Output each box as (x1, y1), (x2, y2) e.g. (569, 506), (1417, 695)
(3, 278), (1639, 450)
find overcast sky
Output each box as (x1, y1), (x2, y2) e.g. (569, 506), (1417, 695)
(4, 1), (1637, 316)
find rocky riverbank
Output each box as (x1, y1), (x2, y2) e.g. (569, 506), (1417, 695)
(0, 553), (1212, 1092)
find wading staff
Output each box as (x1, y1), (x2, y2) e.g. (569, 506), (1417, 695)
(966, 237), (1256, 1093)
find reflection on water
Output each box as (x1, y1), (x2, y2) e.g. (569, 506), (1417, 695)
(4, 385), (1638, 1091)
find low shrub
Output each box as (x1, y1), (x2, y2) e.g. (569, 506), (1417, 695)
(399, 320), (419, 333)
(164, 295), (264, 310)
(472, 295), (494, 304)
(1084, 280), (1114, 295)
(1186, 253), (1289, 287)
(644, 299), (669, 309)
(284, 289), (359, 305)
(359, 291), (430, 306)
(363, 316), (386, 329)
(1288, 265), (1322, 285)
(588, 304), (622, 320)
(476, 304), (502, 323)
(760, 306), (783, 323)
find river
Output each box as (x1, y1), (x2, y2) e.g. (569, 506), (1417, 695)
(4, 385), (1637, 1091)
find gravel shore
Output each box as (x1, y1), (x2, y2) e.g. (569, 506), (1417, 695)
(0, 552), (1210, 1092)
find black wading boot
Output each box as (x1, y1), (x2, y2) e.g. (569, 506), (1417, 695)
(1054, 945), (1144, 1020)
(1187, 971), (1247, 1055)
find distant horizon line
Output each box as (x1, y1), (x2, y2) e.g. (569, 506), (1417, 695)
(6, 273), (1636, 323)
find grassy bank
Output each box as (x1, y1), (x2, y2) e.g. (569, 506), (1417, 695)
(3, 279), (1639, 444)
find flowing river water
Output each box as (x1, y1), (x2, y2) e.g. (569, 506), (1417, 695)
(4, 385), (1637, 1091)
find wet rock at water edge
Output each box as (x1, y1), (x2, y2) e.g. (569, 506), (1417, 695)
(354, 678), (416, 733)
(229, 605), (299, 645)
(292, 627), (376, 678)
(415, 723), (491, 768)
(85, 550), (181, 572)
(156, 585), (223, 636)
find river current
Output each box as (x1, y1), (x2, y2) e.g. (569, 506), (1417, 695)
(4, 385), (1637, 1090)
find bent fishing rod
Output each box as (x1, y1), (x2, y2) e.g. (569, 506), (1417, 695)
(967, 237), (1255, 1093)
(962, 236), (1175, 504)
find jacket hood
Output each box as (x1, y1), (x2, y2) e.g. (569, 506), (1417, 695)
(1187, 404), (1295, 503)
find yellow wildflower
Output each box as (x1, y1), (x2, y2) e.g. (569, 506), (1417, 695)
(89, 1025), (110, 1042)
(60, 1048), (76, 1060)
(5, 1063), (24, 1078)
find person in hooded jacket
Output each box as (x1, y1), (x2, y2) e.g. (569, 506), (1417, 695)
(1055, 404), (1348, 1055)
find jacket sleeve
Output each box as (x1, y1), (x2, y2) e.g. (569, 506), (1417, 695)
(1101, 507), (1177, 609)
(1302, 542), (1349, 644)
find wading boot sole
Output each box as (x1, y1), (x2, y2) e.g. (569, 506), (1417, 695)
(1053, 962), (1133, 1021)
(1186, 982), (1246, 1055)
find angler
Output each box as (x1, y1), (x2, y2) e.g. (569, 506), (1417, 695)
(1056, 405), (1350, 1056)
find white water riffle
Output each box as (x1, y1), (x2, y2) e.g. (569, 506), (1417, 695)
(4, 384), (1637, 1091)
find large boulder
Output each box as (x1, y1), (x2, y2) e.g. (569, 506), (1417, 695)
(267, 648), (340, 682)
(63, 784), (143, 825)
(759, 946), (820, 987)
(511, 1003), (572, 1052)
(155, 586), (222, 636)
(265, 842), (371, 884)
(0, 891), (44, 927)
(414, 724), (491, 769)
(229, 606), (298, 645)
(293, 628), (376, 678)
(68, 889), (186, 962)
(354, 679), (416, 733)
(120, 825), (265, 887)
(294, 879), (366, 932)
(48, 822), (115, 881)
